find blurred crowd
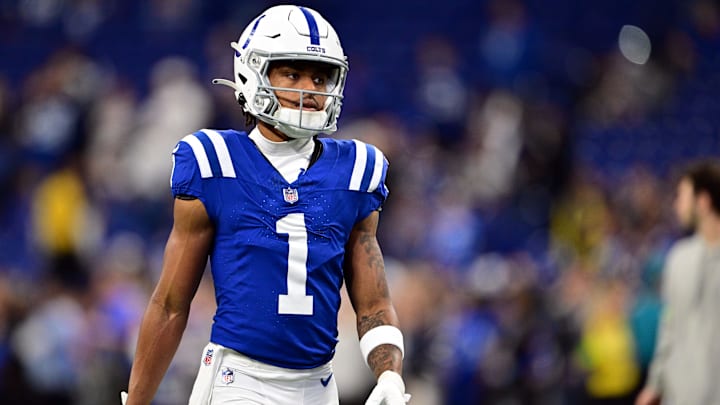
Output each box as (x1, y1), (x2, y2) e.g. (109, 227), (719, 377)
(1, 0), (719, 404)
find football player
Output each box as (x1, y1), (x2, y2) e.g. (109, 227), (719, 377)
(122, 5), (409, 405)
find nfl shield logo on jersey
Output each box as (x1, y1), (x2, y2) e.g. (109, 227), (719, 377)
(222, 368), (235, 384)
(203, 348), (214, 366)
(283, 187), (299, 204)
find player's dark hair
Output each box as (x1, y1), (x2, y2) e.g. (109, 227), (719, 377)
(242, 109), (257, 127)
(683, 159), (720, 215)
(236, 91), (257, 128)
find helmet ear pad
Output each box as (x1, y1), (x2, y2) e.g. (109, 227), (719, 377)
(236, 74), (247, 105)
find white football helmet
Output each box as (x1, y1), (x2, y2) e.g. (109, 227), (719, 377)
(213, 5), (348, 139)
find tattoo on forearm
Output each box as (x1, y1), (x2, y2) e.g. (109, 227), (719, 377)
(352, 217), (401, 375)
(358, 310), (387, 336)
(367, 344), (395, 375)
(359, 310), (400, 376)
(358, 233), (390, 298)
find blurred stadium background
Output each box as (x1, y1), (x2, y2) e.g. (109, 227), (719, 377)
(0, 0), (719, 404)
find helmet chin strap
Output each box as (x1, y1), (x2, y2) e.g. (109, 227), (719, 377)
(273, 106), (329, 138)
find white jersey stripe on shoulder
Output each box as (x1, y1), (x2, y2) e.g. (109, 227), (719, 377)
(349, 140), (367, 191)
(170, 146), (178, 187)
(201, 129), (236, 178)
(181, 134), (213, 178)
(367, 146), (385, 193)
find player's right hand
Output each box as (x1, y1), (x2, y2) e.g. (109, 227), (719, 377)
(365, 370), (411, 405)
(635, 387), (661, 405)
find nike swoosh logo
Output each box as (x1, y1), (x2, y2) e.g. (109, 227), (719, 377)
(320, 373), (333, 387)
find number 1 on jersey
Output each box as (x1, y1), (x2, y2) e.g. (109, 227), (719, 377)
(276, 213), (314, 315)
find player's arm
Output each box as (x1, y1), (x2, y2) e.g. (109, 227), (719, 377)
(635, 308), (668, 405)
(636, 249), (678, 405)
(124, 198), (214, 405)
(344, 210), (409, 404)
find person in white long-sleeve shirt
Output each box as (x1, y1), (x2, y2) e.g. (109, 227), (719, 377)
(636, 160), (720, 405)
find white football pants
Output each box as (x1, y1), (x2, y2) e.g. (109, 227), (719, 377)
(188, 342), (339, 405)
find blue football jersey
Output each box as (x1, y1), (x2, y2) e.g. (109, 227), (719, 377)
(170, 129), (389, 369)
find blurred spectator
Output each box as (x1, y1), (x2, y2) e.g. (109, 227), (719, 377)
(477, 0), (537, 91)
(414, 35), (470, 146)
(31, 159), (92, 260)
(10, 258), (89, 405)
(575, 278), (640, 404)
(120, 57), (211, 202)
(636, 161), (720, 405)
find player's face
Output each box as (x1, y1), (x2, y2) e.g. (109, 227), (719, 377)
(674, 178), (697, 231)
(267, 61), (332, 112)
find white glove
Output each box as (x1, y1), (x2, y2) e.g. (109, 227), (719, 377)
(120, 391), (128, 404)
(365, 370), (411, 405)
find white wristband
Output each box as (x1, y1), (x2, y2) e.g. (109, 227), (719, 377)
(359, 325), (404, 367)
